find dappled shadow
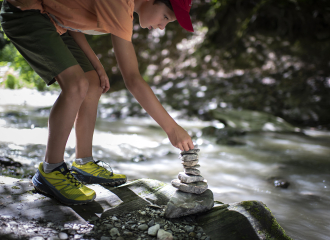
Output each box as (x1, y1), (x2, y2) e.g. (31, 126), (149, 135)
(0, 178), (102, 223)
(100, 179), (174, 218)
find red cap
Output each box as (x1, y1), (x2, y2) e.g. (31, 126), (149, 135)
(169, 0), (194, 32)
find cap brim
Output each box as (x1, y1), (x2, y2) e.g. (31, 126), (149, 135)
(170, 1), (194, 32)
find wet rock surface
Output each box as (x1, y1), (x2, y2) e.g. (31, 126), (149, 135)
(267, 177), (290, 189)
(0, 176), (292, 240)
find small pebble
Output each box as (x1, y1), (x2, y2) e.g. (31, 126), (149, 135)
(148, 224), (160, 236)
(58, 232), (68, 240)
(138, 224), (148, 231)
(148, 219), (155, 227)
(29, 237), (44, 240)
(189, 232), (197, 238)
(110, 227), (120, 237)
(185, 225), (195, 233)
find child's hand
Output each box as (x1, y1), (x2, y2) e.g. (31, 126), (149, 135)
(167, 125), (194, 151)
(96, 66), (110, 93)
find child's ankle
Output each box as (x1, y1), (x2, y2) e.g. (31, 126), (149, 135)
(75, 156), (94, 165)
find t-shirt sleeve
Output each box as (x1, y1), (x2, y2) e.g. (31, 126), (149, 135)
(95, 0), (134, 42)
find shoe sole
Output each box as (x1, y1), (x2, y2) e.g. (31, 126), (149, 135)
(72, 174), (127, 187)
(32, 171), (96, 205)
(71, 167), (127, 186)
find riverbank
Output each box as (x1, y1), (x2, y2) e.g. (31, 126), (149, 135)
(0, 176), (293, 240)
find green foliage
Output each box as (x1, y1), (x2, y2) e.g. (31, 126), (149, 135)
(0, 35), (49, 90)
(0, 0), (329, 128)
(5, 74), (16, 89)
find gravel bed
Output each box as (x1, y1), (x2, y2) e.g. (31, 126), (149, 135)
(0, 205), (211, 240)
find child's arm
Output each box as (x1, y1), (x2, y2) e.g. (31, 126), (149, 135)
(111, 35), (194, 151)
(68, 31), (110, 93)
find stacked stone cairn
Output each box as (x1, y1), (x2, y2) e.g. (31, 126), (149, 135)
(171, 148), (208, 194)
(165, 148), (214, 218)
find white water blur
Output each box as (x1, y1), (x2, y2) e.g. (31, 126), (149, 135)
(0, 88), (330, 240)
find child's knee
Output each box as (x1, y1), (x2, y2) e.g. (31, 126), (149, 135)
(62, 76), (90, 101)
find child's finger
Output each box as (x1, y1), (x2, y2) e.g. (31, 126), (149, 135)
(182, 142), (190, 151)
(100, 76), (106, 89)
(188, 141), (195, 150)
(176, 143), (184, 151)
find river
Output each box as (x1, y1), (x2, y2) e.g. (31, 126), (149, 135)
(0, 88), (329, 240)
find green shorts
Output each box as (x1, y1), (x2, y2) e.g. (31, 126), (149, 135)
(0, 0), (95, 86)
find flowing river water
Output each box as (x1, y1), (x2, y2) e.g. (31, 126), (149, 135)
(0, 88), (329, 240)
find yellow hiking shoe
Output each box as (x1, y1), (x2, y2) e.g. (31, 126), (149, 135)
(71, 160), (127, 186)
(32, 162), (96, 205)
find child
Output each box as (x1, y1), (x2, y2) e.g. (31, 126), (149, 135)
(0, 0), (195, 205)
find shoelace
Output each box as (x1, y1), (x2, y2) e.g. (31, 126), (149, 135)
(57, 171), (81, 187)
(94, 160), (113, 176)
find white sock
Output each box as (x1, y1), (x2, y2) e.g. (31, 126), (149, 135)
(43, 161), (65, 173)
(75, 156), (94, 165)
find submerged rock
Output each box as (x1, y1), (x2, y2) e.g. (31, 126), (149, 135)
(267, 177), (290, 189)
(165, 190), (214, 218)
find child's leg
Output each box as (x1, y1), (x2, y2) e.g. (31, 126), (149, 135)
(45, 65), (89, 164)
(74, 70), (103, 158)
(70, 70), (127, 186)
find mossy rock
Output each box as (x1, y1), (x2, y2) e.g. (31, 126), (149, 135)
(196, 201), (292, 240)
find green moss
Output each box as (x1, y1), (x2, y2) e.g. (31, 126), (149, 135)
(11, 186), (20, 189)
(25, 190), (35, 195)
(240, 201), (292, 240)
(241, 201), (253, 208)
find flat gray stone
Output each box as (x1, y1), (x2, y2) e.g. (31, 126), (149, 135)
(165, 189), (214, 218)
(180, 154), (199, 161)
(171, 179), (208, 194)
(184, 164), (200, 169)
(184, 168), (201, 176)
(178, 172), (204, 183)
(182, 160), (199, 167)
(181, 149), (200, 155)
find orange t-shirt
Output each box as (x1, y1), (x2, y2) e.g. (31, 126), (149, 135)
(7, 0), (134, 41)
